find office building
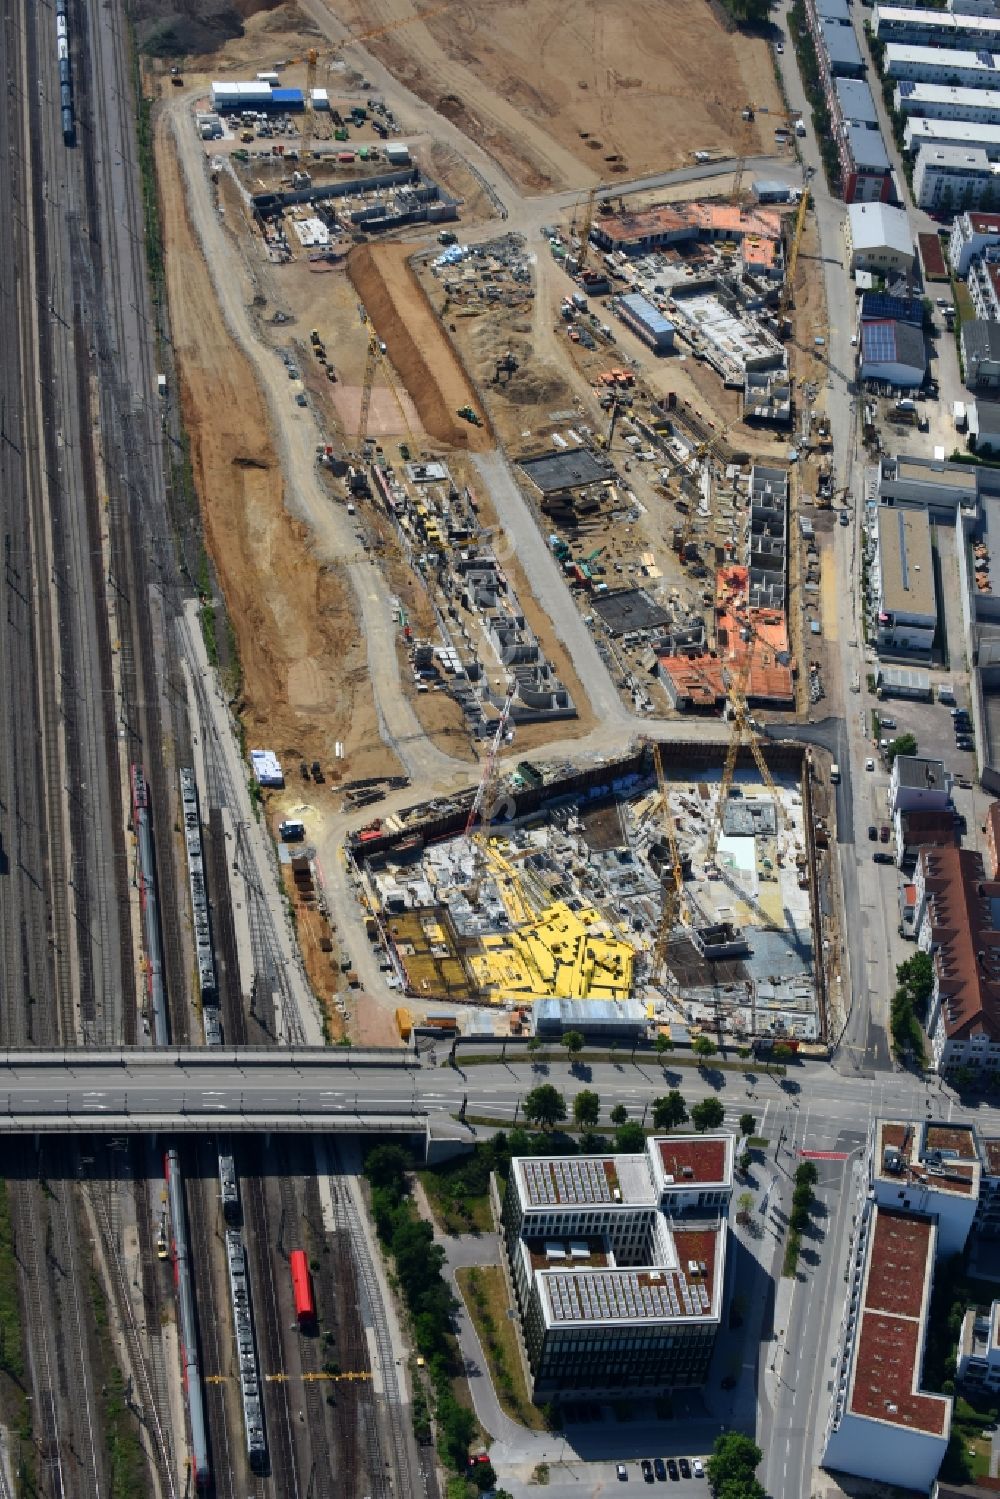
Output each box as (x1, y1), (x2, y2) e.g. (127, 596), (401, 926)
(501, 1136), (732, 1400)
(869, 1120), (981, 1255)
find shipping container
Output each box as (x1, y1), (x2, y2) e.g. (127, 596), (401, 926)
(289, 1250), (316, 1325)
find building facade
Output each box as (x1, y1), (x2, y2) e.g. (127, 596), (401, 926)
(957, 1301), (1000, 1392)
(949, 209), (1000, 275)
(874, 505), (937, 654)
(914, 845), (1000, 1072)
(897, 82), (1000, 128)
(501, 1136), (732, 1400)
(914, 145), (1000, 211)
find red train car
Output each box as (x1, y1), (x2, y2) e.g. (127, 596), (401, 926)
(290, 1250), (316, 1326)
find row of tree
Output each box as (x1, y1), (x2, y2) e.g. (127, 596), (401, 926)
(890, 952), (933, 1066)
(521, 1082), (730, 1138)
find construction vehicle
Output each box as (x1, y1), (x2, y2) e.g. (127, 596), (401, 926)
(493, 351), (518, 384)
(457, 405), (483, 427)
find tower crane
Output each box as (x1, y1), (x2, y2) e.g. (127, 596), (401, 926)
(572, 184), (600, 275)
(704, 608), (782, 873)
(463, 678), (518, 841)
(302, 48), (319, 155)
(650, 742), (688, 983)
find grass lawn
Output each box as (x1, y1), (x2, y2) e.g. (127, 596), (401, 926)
(456, 1266), (547, 1432)
(418, 1168), (494, 1235)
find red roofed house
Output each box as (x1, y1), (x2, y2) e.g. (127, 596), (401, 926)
(914, 846), (1000, 1072)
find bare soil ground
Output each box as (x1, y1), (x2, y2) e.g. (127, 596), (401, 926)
(347, 244), (492, 448)
(157, 113), (401, 782)
(322, 0), (783, 190)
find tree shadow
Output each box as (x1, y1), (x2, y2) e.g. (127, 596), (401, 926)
(570, 1061), (593, 1082)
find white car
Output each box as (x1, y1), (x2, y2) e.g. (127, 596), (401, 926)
(866, 758), (875, 772)
(693, 1458), (705, 1478)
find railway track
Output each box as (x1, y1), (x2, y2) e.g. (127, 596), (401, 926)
(185, 1138), (239, 1499)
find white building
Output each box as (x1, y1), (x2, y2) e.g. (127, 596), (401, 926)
(501, 1136), (732, 1399)
(969, 252), (1000, 319)
(915, 845), (1000, 1072)
(895, 80), (1000, 126)
(950, 208), (1000, 274)
(957, 1301), (1000, 1392)
(890, 754), (952, 814)
(886, 43), (1000, 87)
(874, 505), (937, 654)
(846, 201), (915, 274)
(869, 1120), (981, 1256)
(822, 1201), (951, 1492)
(874, 3), (1000, 45)
(913, 144), (1000, 211)
(905, 115), (1000, 160)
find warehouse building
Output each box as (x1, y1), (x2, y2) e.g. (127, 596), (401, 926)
(913, 144), (1000, 210)
(860, 318), (926, 387)
(885, 44), (1000, 88)
(210, 80), (304, 111)
(501, 1136), (732, 1400)
(874, 504), (937, 654)
(846, 201), (915, 274)
(895, 81), (1000, 127)
(611, 292), (675, 352)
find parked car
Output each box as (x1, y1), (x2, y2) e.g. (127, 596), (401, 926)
(667, 1460), (680, 1480)
(617, 1463), (629, 1481)
(880, 716), (896, 729)
(641, 1459), (655, 1483)
(653, 1459), (667, 1481)
(874, 851), (894, 865)
(692, 1459), (705, 1478)
(865, 758), (875, 772)
(880, 824), (890, 842)
(679, 1458), (692, 1478)
(868, 824), (878, 841)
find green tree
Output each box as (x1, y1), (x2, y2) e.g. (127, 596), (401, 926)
(527, 1035), (542, 1060)
(707, 1431), (763, 1494)
(655, 1032), (674, 1059)
(472, 1461), (497, 1491)
(651, 1091), (688, 1131)
(615, 1121), (646, 1152)
(887, 732), (918, 763)
(736, 1190), (754, 1221)
(563, 1030), (585, 1062)
(573, 1090), (600, 1128)
(364, 1144), (411, 1193)
(610, 1103), (629, 1126)
(739, 1112), (756, 1139)
(795, 1160), (818, 1187)
(523, 1084), (567, 1130)
(693, 1036), (718, 1061)
(691, 1096), (725, 1132)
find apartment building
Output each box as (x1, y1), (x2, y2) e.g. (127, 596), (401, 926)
(501, 1136), (732, 1399)
(896, 81), (1000, 128)
(970, 252), (1000, 320)
(914, 144), (1000, 210)
(870, 1120), (982, 1255)
(887, 44), (1000, 89)
(952, 210), (1000, 275)
(805, 0), (893, 200)
(957, 1301), (1000, 1392)
(913, 845), (1000, 1072)
(874, 4), (1000, 47)
(905, 116), (1000, 160)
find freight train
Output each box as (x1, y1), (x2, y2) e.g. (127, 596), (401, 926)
(179, 770), (222, 1045)
(225, 1230), (267, 1468)
(55, 0), (75, 146)
(130, 766), (169, 1045)
(164, 1150), (211, 1488)
(219, 1151), (241, 1224)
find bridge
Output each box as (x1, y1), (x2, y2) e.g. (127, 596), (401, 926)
(0, 1049), (469, 1151)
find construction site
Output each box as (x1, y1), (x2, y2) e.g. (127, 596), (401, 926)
(346, 734), (828, 1049)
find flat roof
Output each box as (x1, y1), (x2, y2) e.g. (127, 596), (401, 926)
(877, 1119), (981, 1196)
(517, 1154), (624, 1208)
(898, 81), (1000, 111)
(817, 0), (851, 18)
(592, 588), (671, 636)
(820, 20), (864, 68)
(849, 1207), (950, 1437)
(886, 42), (1000, 70)
(619, 292), (674, 336)
(877, 4), (1000, 34)
(893, 454), (978, 491)
(537, 1227), (719, 1327)
(838, 77), (880, 124)
(893, 752), (947, 788)
(981, 1137), (1000, 1176)
(847, 124), (892, 171)
(908, 117), (1000, 148)
(916, 143), (993, 169)
(657, 1137), (729, 1186)
(518, 448), (612, 494)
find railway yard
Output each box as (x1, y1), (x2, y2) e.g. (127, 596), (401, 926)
(0, 0), (941, 1493)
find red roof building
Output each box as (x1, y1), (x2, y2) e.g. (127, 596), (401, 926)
(914, 846), (1000, 1071)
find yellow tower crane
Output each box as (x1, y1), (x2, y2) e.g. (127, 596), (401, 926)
(302, 48), (319, 156)
(573, 184), (600, 275)
(650, 742), (688, 983)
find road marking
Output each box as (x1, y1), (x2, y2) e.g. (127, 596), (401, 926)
(799, 1150), (848, 1160)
